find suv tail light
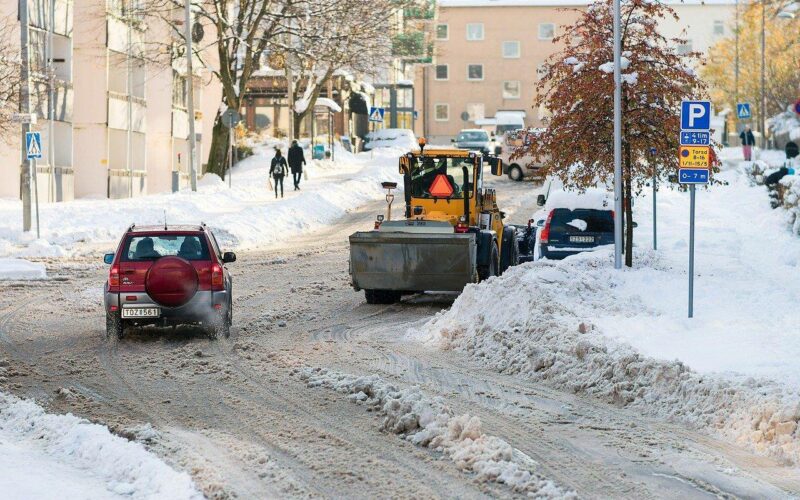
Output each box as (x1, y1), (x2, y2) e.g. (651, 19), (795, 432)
(211, 263), (224, 290)
(540, 210), (555, 244)
(109, 265), (120, 288)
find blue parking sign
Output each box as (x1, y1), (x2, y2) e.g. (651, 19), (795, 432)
(679, 168), (709, 184)
(680, 131), (710, 146)
(681, 101), (711, 130)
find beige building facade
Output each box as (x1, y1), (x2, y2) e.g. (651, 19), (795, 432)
(0, 0), (221, 201)
(421, 0), (736, 142)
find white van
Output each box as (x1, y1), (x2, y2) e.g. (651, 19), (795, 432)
(497, 128), (546, 182)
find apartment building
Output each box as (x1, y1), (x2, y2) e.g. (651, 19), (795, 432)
(0, 0), (221, 200)
(420, 0), (736, 142)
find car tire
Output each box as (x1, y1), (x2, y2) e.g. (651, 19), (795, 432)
(106, 311), (123, 340)
(508, 165), (523, 182)
(478, 244), (499, 281)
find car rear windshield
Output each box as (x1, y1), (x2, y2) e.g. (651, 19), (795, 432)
(122, 234), (210, 261)
(457, 131), (488, 142)
(549, 209), (614, 234)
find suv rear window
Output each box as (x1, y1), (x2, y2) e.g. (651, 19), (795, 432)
(549, 209), (614, 234)
(122, 234), (210, 261)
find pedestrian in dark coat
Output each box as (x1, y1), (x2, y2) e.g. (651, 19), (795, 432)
(270, 148), (288, 198)
(288, 140), (306, 191)
(740, 126), (756, 161)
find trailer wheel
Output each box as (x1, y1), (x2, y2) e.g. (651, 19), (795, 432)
(478, 244), (499, 281)
(365, 290), (401, 304)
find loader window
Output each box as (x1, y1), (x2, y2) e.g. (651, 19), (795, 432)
(409, 157), (475, 199)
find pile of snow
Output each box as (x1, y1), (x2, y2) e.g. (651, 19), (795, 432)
(364, 128), (418, 152)
(296, 367), (574, 498)
(0, 391), (201, 499)
(0, 258), (46, 280)
(769, 107), (800, 142)
(0, 142), (401, 258)
(416, 164), (800, 464)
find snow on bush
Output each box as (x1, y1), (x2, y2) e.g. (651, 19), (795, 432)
(418, 251), (800, 465)
(780, 175), (800, 235)
(0, 391), (201, 499)
(296, 367), (575, 498)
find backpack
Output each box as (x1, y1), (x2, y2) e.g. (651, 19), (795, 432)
(273, 158), (286, 176)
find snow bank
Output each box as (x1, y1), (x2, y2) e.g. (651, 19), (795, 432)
(0, 258), (46, 280)
(0, 143), (401, 258)
(296, 367), (574, 498)
(417, 165), (800, 465)
(0, 391), (201, 499)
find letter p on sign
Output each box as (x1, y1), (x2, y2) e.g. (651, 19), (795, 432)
(681, 101), (711, 130)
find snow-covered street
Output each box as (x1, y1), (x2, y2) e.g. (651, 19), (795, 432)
(1, 149), (799, 497)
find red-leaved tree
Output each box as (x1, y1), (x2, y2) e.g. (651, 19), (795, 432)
(522, 0), (717, 266)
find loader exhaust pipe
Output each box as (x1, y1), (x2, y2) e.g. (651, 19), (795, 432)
(462, 166), (470, 225)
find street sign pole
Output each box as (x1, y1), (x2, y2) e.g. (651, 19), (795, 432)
(688, 184), (696, 318)
(184, 0), (198, 192)
(612, 0), (622, 269)
(679, 100), (711, 318)
(32, 156), (40, 238)
(228, 125), (233, 188)
(649, 147), (657, 251)
(19, 0), (32, 233)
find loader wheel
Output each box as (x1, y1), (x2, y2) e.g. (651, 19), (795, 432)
(365, 289), (401, 305)
(478, 244), (499, 281)
(500, 227), (519, 274)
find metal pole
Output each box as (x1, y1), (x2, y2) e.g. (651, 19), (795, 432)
(126, 1), (133, 198)
(652, 173), (657, 250)
(613, 0), (623, 269)
(33, 157), (40, 238)
(228, 126), (233, 188)
(760, 0), (766, 147)
(47, 0), (55, 202)
(734, 0), (739, 107)
(688, 184), (696, 318)
(19, 0), (32, 232)
(184, 0), (198, 191)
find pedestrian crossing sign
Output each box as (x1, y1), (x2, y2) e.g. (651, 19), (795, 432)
(25, 131), (42, 160)
(368, 107), (385, 123)
(736, 103), (751, 120)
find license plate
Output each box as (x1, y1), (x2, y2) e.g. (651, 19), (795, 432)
(569, 235), (595, 243)
(121, 307), (160, 319)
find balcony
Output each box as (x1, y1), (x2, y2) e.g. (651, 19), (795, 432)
(107, 91), (146, 133)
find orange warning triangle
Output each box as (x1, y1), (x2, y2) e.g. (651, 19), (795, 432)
(429, 174), (454, 198)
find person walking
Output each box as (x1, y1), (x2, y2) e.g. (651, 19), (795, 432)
(740, 126), (756, 161)
(270, 148), (288, 198)
(288, 140), (306, 191)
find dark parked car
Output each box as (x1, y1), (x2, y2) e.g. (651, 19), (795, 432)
(103, 224), (236, 339)
(538, 207), (614, 259)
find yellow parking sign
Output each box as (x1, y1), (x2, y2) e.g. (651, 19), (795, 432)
(679, 146), (710, 168)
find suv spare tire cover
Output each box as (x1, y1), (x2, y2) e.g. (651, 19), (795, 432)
(145, 256), (199, 307)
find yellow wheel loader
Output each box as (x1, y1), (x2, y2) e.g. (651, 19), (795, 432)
(348, 139), (528, 304)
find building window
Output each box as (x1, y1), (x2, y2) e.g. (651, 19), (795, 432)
(536, 63), (548, 80)
(435, 103), (449, 121)
(538, 23), (555, 40)
(466, 23), (484, 41)
(466, 103), (485, 121)
(436, 24), (449, 40)
(467, 64), (483, 81)
(435, 64), (449, 80)
(713, 20), (724, 36)
(502, 81), (521, 99)
(677, 40), (693, 55)
(502, 41), (520, 58)
(172, 71), (187, 108)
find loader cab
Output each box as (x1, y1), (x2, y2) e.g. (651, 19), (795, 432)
(398, 149), (502, 229)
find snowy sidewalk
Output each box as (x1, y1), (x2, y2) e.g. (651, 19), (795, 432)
(0, 143), (404, 259)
